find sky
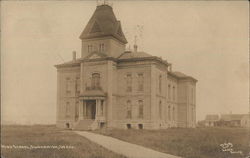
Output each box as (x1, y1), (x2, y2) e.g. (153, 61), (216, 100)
(1, 1), (249, 124)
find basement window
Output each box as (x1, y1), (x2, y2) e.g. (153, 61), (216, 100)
(127, 124), (131, 129)
(100, 122), (105, 129)
(66, 123), (70, 129)
(138, 124), (143, 129)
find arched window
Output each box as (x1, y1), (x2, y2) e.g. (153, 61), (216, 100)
(126, 74), (132, 92)
(75, 77), (80, 95)
(126, 100), (132, 119)
(138, 73), (144, 91)
(168, 105), (171, 121)
(159, 75), (162, 93)
(66, 77), (71, 94)
(91, 73), (100, 89)
(75, 101), (79, 121)
(159, 101), (162, 119)
(173, 107), (175, 121)
(138, 100), (143, 119)
(173, 86), (175, 101)
(168, 84), (171, 100)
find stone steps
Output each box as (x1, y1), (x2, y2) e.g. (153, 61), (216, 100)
(74, 119), (94, 130)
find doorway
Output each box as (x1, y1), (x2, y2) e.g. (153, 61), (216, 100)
(86, 100), (96, 119)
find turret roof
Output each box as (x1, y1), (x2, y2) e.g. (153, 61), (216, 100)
(79, 5), (127, 44)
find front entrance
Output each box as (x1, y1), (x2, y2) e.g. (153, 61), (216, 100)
(86, 100), (96, 119)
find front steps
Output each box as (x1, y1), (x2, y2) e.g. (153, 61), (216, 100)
(73, 119), (94, 130)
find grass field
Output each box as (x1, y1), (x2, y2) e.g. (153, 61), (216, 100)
(1, 125), (126, 158)
(94, 127), (250, 158)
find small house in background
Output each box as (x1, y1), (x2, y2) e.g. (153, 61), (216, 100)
(199, 113), (250, 128)
(204, 114), (219, 127)
(240, 114), (250, 128)
(219, 114), (245, 127)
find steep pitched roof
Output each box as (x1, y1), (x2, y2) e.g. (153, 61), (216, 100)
(80, 5), (127, 44)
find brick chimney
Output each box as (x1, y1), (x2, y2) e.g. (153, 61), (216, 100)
(169, 64), (172, 72)
(134, 44), (138, 52)
(72, 51), (76, 61)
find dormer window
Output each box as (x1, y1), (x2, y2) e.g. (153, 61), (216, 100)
(99, 43), (105, 52)
(88, 45), (93, 53)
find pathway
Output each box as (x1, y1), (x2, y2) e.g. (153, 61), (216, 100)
(74, 131), (182, 158)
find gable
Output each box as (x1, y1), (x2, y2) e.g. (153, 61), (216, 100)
(85, 52), (108, 60)
(89, 54), (102, 59)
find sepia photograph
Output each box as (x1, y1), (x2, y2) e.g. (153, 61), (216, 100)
(1, 0), (249, 158)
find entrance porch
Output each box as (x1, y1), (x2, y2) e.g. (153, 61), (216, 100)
(74, 96), (106, 130)
(80, 99), (106, 121)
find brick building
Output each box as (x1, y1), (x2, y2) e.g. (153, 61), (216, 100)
(55, 4), (197, 130)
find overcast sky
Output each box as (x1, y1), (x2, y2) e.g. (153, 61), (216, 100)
(1, 1), (249, 124)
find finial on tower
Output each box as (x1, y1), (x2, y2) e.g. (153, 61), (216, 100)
(72, 51), (76, 61)
(97, 0), (112, 6)
(134, 35), (138, 52)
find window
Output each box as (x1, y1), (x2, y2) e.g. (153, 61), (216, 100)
(173, 86), (175, 101)
(138, 100), (143, 119)
(75, 101), (79, 121)
(138, 73), (144, 91)
(76, 77), (80, 95)
(159, 101), (162, 119)
(126, 74), (132, 92)
(168, 85), (171, 100)
(99, 43), (105, 52)
(126, 100), (132, 119)
(66, 102), (70, 117)
(66, 123), (70, 128)
(159, 75), (162, 93)
(127, 124), (131, 129)
(168, 105), (171, 121)
(87, 45), (93, 53)
(173, 107), (175, 121)
(91, 73), (100, 89)
(66, 78), (71, 94)
(100, 122), (105, 128)
(138, 124), (143, 129)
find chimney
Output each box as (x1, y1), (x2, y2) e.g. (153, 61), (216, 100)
(134, 44), (138, 52)
(72, 51), (76, 61)
(134, 35), (138, 52)
(169, 64), (172, 72)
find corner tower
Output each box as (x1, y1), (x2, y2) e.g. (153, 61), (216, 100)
(80, 4), (127, 58)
